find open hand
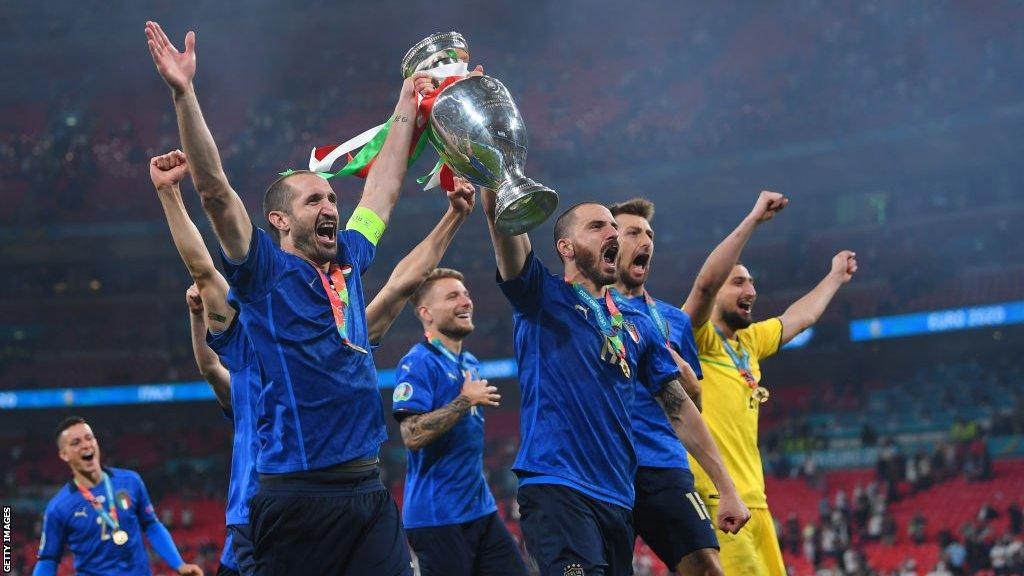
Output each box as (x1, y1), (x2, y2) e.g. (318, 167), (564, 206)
(748, 190), (788, 224)
(447, 176), (476, 217)
(145, 21), (196, 95)
(150, 149), (189, 190)
(460, 371), (500, 407)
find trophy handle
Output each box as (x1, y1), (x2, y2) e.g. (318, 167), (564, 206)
(494, 177), (559, 236)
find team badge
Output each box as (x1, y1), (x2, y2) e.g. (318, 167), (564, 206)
(116, 490), (132, 510)
(623, 321), (640, 343)
(393, 382), (414, 402)
(340, 264), (352, 278)
(563, 563), (585, 576)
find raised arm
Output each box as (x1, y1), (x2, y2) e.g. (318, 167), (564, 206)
(145, 21), (252, 261)
(399, 372), (499, 451)
(150, 150), (235, 333)
(683, 191), (787, 327)
(655, 377), (751, 534)
(354, 73), (426, 226)
(186, 285), (232, 412)
(479, 187), (532, 280)
(778, 250), (857, 345)
(366, 178), (474, 343)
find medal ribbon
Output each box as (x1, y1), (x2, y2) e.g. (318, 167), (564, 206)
(312, 263), (366, 353)
(425, 331), (465, 375)
(75, 472), (119, 533)
(642, 290), (671, 345)
(567, 281), (628, 367)
(713, 325), (758, 388)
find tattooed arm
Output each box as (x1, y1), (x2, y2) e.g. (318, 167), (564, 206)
(399, 372), (499, 452)
(655, 379), (751, 534)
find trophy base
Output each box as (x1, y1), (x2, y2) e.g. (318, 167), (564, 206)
(494, 178), (559, 236)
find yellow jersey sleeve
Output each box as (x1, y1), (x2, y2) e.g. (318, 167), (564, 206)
(741, 317), (783, 361)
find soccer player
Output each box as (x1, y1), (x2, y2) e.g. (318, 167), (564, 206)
(687, 238), (857, 574)
(392, 268), (529, 576)
(151, 149), (255, 576)
(609, 193), (787, 576)
(146, 21), (427, 574)
(478, 187), (749, 576)
(33, 417), (203, 576)
(150, 146), (479, 576)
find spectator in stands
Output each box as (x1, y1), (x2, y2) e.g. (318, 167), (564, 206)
(941, 537), (967, 575)
(897, 557), (918, 576)
(865, 508), (885, 542)
(882, 512), (898, 546)
(978, 502), (1000, 523)
(965, 435), (992, 481)
(925, 561), (954, 576)
(784, 513), (801, 555)
(908, 512), (927, 544)
(1009, 500), (1023, 535)
(802, 521), (818, 567)
(853, 484), (870, 528)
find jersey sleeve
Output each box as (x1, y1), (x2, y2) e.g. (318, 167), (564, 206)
(637, 317), (683, 395)
(36, 500), (66, 564)
(206, 313), (246, 372)
(392, 353), (437, 417)
(744, 317), (784, 361)
(221, 226), (285, 302)
(670, 309), (703, 380)
(338, 228), (377, 274)
(131, 473), (159, 529)
(497, 251), (548, 316)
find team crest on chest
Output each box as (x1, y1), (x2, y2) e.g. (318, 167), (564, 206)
(623, 321), (640, 343)
(563, 563), (585, 576)
(116, 490), (132, 510)
(340, 264), (353, 278)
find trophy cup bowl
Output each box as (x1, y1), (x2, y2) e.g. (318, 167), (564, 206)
(427, 75), (558, 235)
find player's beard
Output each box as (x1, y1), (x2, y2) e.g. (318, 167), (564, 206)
(720, 307), (753, 331)
(575, 241), (616, 287)
(292, 218), (338, 265)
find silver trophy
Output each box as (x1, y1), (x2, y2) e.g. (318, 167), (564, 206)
(402, 32), (558, 235)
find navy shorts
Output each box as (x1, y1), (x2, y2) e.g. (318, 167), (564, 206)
(406, 511), (528, 576)
(228, 523), (256, 576)
(215, 564), (240, 576)
(248, 471), (412, 576)
(517, 483), (634, 576)
(633, 467), (719, 568)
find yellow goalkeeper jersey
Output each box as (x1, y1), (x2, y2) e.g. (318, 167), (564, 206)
(688, 317), (783, 509)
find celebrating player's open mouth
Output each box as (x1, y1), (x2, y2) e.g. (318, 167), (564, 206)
(600, 239), (619, 275)
(314, 216), (337, 248)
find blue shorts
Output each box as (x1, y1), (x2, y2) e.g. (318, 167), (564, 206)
(229, 523), (255, 576)
(406, 511), (528, 576)
(517, 483), (634, 576)
(248, 471), (412, 576)
(633, 467), (719, 568)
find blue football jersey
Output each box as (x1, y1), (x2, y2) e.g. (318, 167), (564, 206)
(37, 468), (159, 576)
(206, 301), (261, 526)
(222, 227), (385, 473)
(498, 253), (681, 509)
(392, 341), (497, 528)
(625, 294), (702, 469)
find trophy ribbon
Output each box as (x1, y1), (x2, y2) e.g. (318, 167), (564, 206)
(304, 61), (469, 187)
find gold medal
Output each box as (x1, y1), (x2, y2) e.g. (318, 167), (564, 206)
(752, 386), (770, 404)
(112, 529), (128, 546)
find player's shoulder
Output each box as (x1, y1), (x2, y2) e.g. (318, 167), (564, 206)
(654, 297), (692, 326)
(397, 344), (438, 372)
(109, 467), (145, 486)
(463, 350), (481, 365)
(739, 317), (783, 340)
(43, 483), (76, 513)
